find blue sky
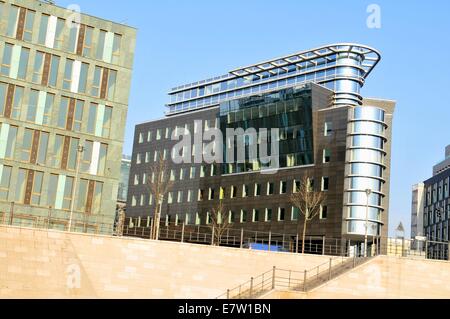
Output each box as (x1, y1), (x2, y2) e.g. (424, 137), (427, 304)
(57, 0), (450, 236)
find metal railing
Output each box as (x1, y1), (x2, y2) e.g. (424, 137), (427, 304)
(123, 221), (350, 256)
(216, 255), (374, 299)
(0, 207), (116, 235)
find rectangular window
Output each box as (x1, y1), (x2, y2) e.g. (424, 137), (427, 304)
(254, 183), (261, 196)
(265, 208), (272, 222)
(320, 205), (328, 219)
(230, 186), (236, 198)
(240, 210), (247, 223)
(190, 167), (196, 179)
(198, 189), (204, 201)
(242, 185), (248, 198)
(0, 83), (23, 120)
(278, 208), (285, 221)
(20, 129), (49, 165)
(0, 165), (12, 201)
(322, 177), (329, 191)
(86, 103), (113, 138)
(0, 123), (17, 160)
(323, 149), (331, 163)
(267, 182), (274, 195)
(91, 66), (117, 100)
(62, 59), (73, 90)
(76, 179), (103, 214)
(208, 188), (214, 200)
(291, 207), (300, 221)
(58, 97), (84, 132)
(324, 121), (333, 136)
(252, 209), (259, 222)
(1, 44), (29, 80)
(7, 6), (35, 42)
(15, 169), (44, 206)
(280, 181), (287, 194)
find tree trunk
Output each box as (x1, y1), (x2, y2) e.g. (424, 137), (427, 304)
(302, 216), (308, 254)
(151, 205), (159, 240)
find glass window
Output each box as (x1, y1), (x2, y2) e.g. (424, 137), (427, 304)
(320, 206), (328, 219)
(96, 30), (106, 60)
(267, 182), (274, 195)
(107, 69), (117, 100)
(63, 59), (73, 90)
(322, 177), (329, 191)
(23, 10), (35, 42)
(31, 171), (44, 206)
(51, 135), (64, 168)
(49, 55), (60, 87)
(15, 169), (27, 203)
(54, 18), (65, 50)
(62, 176), (74, 210)
(57, 97), (69, 128)
(32, 51), (45, 83)
(91, 66), (101, 97)
(265, 208), (272, 222)
(11, 86), (24, 120)
(68, 23), (79, 53)
(67, 138), (80, 170)
(78, 63), (89, 93)
(18, 47), (30, 80)
(26, 89), (39, 122)
(73, 100), (84, 132)
(278, 208), (285, 221)
(323, 149), (331, 163)
(0, 43), (13, 76)
(6, 6), (19, 37)
(82, 26), (94, 57)
(0, 165), (12, 201)
(112, 34), (122, 64)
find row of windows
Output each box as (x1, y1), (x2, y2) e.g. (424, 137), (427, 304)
(2, 2), (123, 64)
(133, 145), (331, 169)
(0, 84), (113, 138)
(0, 123), (108, 176)
(0, 43), (119, 101)
(0, 165), (103, 214)
(130, 206), (329, 228)
(138, 119), (219, 144)
(131, 178), (330, 206)
(426, 177), (450, 206)
(424, 202), (450, 227)
(169, 54), (363, 105)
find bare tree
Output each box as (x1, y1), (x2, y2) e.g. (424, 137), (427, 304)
(146, 154), (173, 240)
(290, 175), (326, 254)
(208, 200), (232, 246)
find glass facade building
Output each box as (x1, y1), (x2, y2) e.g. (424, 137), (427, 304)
(0, 0), (136, 234)
(128, 43), (395, 253)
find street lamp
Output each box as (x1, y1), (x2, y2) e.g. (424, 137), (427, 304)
(364, 188), (372, 257)
(68, 145), (84, 232)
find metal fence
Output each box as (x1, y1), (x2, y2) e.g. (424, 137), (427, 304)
(0, 206), (116, 235)
(123, 222), (350, 256)
(216, 255), (373, 299)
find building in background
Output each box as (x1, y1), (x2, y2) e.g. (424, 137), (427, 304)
(118, 155), (131, 203)
(0, 0), (136, 234)
(127, 43), (396, 254)
(433, 145), (450, 176)
(423, 145), (450, 258)
(411, 183), (425, 239)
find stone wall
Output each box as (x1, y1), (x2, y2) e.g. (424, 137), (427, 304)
(0, 225), (331, 299)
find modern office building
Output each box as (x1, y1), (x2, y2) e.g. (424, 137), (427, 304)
(433, 145), (450, 176)
(118, 154), (131, 203)
(422, 145), (450, 257)
(411, 183), (425, 239)
(127, 43), (395, 253)
(0, 0), (136, 233)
